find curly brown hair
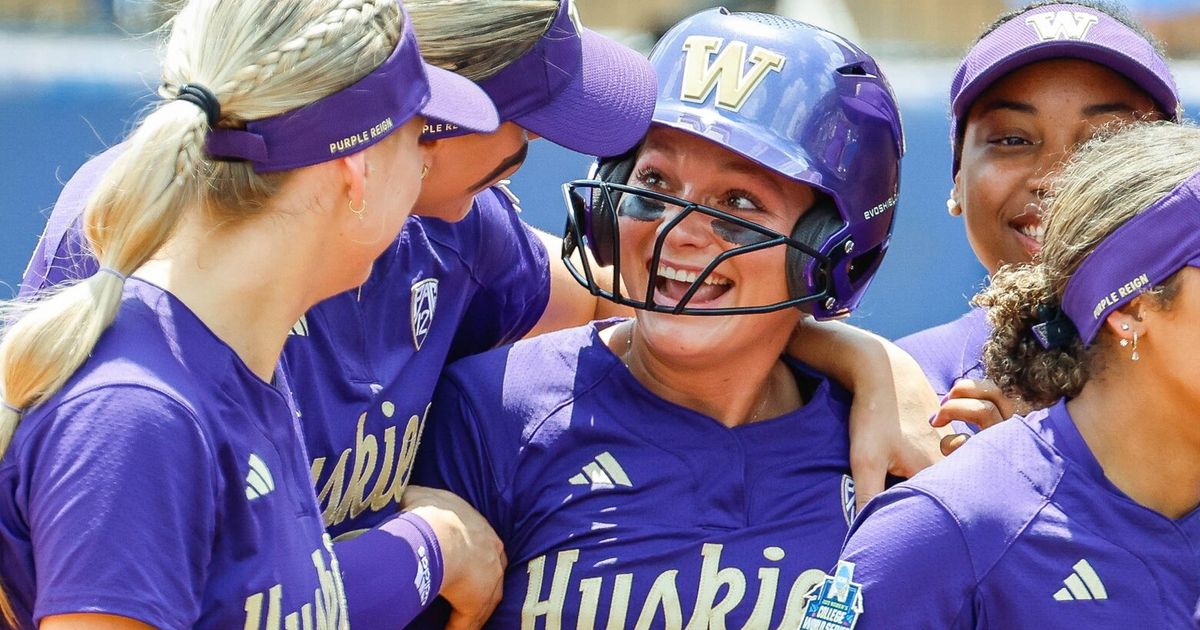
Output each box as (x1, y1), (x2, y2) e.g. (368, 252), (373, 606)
(976, 121), (1199, 407)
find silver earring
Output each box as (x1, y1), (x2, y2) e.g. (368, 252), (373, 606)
(946, 197), (960, 216)
(1119, 322), (1131, 346)
(1131, 330), (1140, 361)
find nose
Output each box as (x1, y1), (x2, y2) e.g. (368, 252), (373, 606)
(656, 198), (720, 252)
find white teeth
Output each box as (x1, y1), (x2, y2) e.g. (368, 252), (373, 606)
(658, 264), (730, 286)
(1018, 224), (1045, 243)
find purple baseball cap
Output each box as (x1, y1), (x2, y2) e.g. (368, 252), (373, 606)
(1061, 169), (1200, 345)
(949, 3), (1180, 175)
(421, 0), (656, 158)
(207, 2), (498, 173)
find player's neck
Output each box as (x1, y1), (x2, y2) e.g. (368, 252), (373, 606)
(135, 212), (331, 382)
(605, 321), (802, 428)
(1068, 367), (1200, 520)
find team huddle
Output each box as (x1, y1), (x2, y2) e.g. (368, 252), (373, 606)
(0, 0), (1196, 628)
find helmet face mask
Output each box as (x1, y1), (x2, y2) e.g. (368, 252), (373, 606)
(562, 8), (904, 319)
(562, 176), (834, 316)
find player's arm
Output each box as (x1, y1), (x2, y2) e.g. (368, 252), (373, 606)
(523, 228), (631, 339)
(933, 377), (1034, 454)
(40, 613), (154, 629)
(787, 318), (946, 509)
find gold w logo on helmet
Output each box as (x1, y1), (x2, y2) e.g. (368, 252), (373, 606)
(679, 35), (786, 113)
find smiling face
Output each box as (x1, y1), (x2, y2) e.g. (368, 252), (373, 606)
(955, 58), (1160, 275)
(617, 126), (815, 357)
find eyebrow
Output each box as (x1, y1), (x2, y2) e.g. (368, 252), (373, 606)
(1082, 102), (1140, 117)
(468, 141), (529, 192)
(642, 136), (786, 198)
(976, 99), (1037, 116)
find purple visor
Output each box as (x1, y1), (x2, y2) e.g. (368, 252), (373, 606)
(420, 0), (655, 157)
(1062, 170), (1200, 345)
(950, 3), (1180, 175)
(208, 2), (498, 173)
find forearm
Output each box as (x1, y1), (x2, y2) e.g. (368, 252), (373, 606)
(336, 512), (444, 629)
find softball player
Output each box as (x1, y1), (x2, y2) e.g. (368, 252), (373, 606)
(0, 0), (497, 627)
(895, 0), (1180, 438)
(411, 9), (905, 627)
(17, 1), (941, 625)
(834, 121), (1200, 629)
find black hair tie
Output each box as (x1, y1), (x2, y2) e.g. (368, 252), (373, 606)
(175, 83), (221, 127)
(1031, 303), (1079, 350)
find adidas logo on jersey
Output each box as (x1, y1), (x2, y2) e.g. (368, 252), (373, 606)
(568, 452), (632, 489)
(245, 453), (276, 500)
(1053, 559), (1108, 601)
(290, 315), (309, 336)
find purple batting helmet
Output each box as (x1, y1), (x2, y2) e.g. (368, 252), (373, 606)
(562, 8), (904, 318)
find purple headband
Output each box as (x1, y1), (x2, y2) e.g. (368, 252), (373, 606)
(420, 0), (580, 141)
(207, 2), (498, 173)
(1061, 170), (1200, 345)
(420, 0), (656, 157)
(950, 3), (1180, 175)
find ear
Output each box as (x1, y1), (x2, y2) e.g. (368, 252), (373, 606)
(1103, 296), (1147, 343)
(337, 151), (368, 207)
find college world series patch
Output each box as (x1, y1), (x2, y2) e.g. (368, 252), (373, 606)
(800, 560), (864, 629)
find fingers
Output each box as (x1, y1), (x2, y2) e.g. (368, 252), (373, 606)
(930, 396), (1004, 430)
(940, 433), (971, 456)
(848, 452), (886, 513)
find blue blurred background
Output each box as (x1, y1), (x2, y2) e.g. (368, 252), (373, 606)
(3, 0), (1199, 339)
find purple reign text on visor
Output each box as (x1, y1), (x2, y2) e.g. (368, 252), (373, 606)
(1062, 169), (1200, 345)
(420, 0), (656, 157)
(207, 1), (498, 173)
(949, 3), (1180, 174)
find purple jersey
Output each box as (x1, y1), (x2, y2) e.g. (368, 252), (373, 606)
(19, 145), (551, 625)
(0, 279), (347, 629)
(412, 320), (858, 629)
(20, 145), (551, 540)
(895, 307), (989, 397)
(832, 402), (1200, 629)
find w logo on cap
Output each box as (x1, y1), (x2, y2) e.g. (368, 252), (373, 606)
(1025, 11), (1099, 41)
(679, 35), (786, 113)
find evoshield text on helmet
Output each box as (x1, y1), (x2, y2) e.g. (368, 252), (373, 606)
(562, 8), (905, 318)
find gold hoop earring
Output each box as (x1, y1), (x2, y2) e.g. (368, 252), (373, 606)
(421, 164), (429, 180)
(349, 199), (366, 220)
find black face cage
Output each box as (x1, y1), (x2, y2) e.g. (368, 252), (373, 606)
(561, 179), (836, 316)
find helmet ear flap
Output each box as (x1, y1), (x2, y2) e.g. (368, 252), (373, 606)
(584, 147), (639, 266)
(786, 197), (844, 308)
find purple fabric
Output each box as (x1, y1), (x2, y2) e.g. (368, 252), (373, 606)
(950, 3), (1180, 174)
(896, 308), (991, 435)
(896, 308), (990, 398)
(1062, 170), (1200, 344)
(412, 320), (857, 628)
(835, 401), (1200, 628)
(0, 280), (346, 628)
(207, 2), (497, 172)
(19, 147), (552, 624)
(337, 512), (443, 628)
(421, 0), (655, 157)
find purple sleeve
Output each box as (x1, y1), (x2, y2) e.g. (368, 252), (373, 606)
(336, 512), (444, 629)
(20, 386), (216, 628)
(838, 487), (977, 629)
(411, 374), (509, 535)
(444, 189), (551, 362)
(18, 147), (124, 298)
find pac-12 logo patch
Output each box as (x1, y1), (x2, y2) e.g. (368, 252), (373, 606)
(410, 278), (438, 351)
(801, 560), (864, 629)
(841, 475), (857, 526)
